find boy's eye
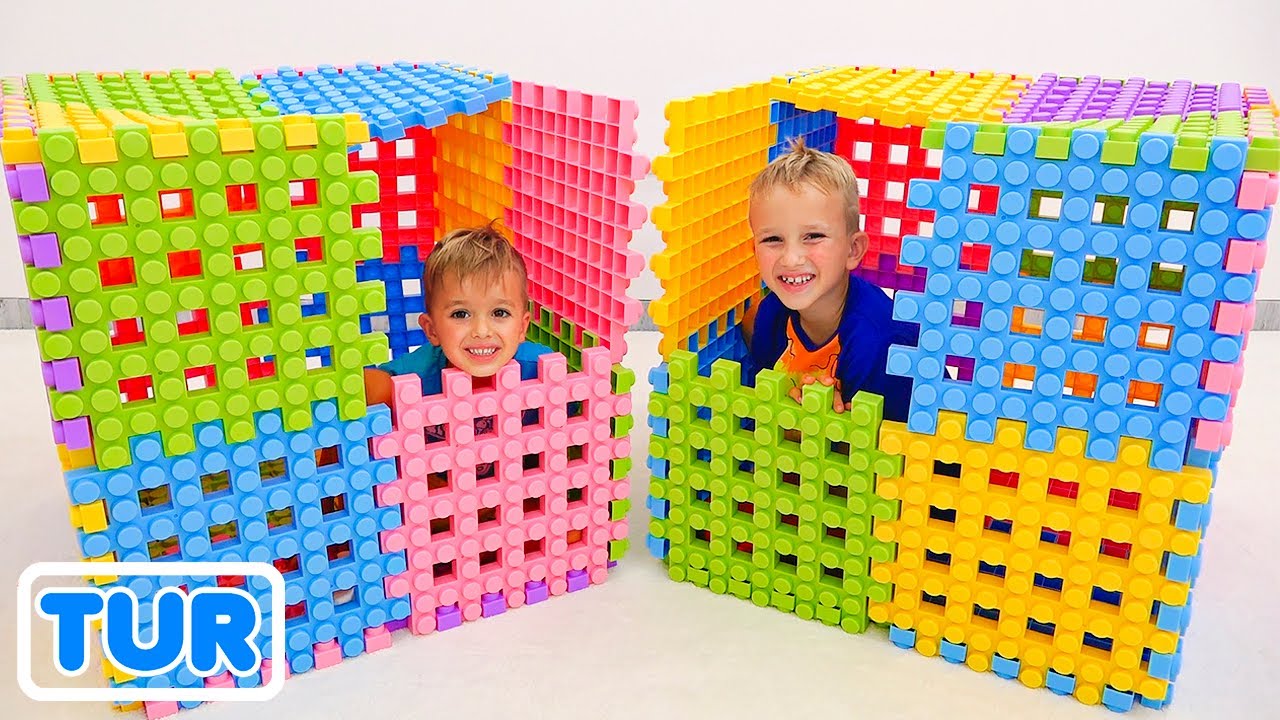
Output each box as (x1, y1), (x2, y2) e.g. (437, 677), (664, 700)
(493, 308), (511, 318)
(758, 235), (781, 244)
(449, 310), (469, 320)
(804, 232), (826, 241)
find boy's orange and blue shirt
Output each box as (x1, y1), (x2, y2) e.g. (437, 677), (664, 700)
(748, 272), (913, 422)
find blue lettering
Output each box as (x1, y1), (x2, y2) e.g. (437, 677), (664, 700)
(101, 587), (187, 677)
(35, 589), (105, 675)
(188, 588), (262, 676)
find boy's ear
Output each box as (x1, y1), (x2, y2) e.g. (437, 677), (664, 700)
(518, 306), (531, 343)
(847, 229), (870, 271)
(419, 312), (439, 345)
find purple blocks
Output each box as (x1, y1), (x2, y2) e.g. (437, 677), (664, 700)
(30, 297), (72, 331)
(566, 569), (589, 592)
(524, 580), (549, 604)
(41, 358), (83, 392)
(4, 168), (19, 201)
(1005, 73), (1248, 124)
(480, 592), (506, 617)
(384, 618), (410, 633)
(61, 416), (91, 450)
(435, 603), (462, 631)
(15, 164), (49, 203)
(29, 234), (61, 268)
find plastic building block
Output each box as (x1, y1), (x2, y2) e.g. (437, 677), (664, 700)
(889, 119), (1272, 471)
(504, 80), (648, 364)
(526, 304), (602, 372)
(7, 108), (388, 470)
(373, 347), (631, 635)
(27, 69), (269, 122)
(64, 400), (409, 702)
(1005, 75), (1242, 124)
(648, 349), (903, 633)
(771, 101), (836, 160)
(649, 81), (774, 359)
(872, 411), (1213, 709)
(348, 125), (441, 261)
(433, 100), (512, 238)
(357, 245), (426, 360)
(245, 62), (511, 142)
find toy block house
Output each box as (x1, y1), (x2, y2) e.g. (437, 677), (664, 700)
(646, 66), (1276, 712)
(2, 61), (649, 718)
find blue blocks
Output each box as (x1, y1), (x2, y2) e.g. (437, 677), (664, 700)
(66, 399), (410, 690)
(887, 121), (1269, 471)
(770, 101), (837, 160)
(358, 245), (426, 359)
(248, 62), (512, 141)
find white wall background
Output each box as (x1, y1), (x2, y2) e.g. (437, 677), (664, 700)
(1, 0), (1277, 302)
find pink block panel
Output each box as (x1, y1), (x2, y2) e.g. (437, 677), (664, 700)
(203, 672), (235, 689)
(373, 347), (630, 636)
(504, 79), (650, 363)
(144, 701), (180, 719)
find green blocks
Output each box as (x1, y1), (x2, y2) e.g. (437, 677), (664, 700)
(527, 304), (598, 371)
(648, 350), (902, 633)
(26, 69), (268, 121)
(12, 112), (388, 469)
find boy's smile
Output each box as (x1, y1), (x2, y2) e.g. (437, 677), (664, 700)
(750, 183), (868, 340)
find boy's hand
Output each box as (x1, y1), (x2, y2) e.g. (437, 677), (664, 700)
(788, 373), (846, 413)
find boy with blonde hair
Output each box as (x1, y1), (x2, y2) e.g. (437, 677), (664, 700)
(365, 222), (552, 408)
(744, 140), (911, 421)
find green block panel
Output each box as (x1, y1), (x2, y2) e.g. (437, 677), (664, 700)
(12, 114), (387, 469)
(647, 349), (899, 634)
(26, 69), (269, 121)
(527, 304), (599, 372)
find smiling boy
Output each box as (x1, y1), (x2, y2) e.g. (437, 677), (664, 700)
(744, 141), (911, 421)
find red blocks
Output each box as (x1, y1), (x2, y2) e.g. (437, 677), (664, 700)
(350, 125), (441, 262)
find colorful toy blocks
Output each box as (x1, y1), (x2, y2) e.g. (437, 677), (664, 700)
(3, 60), (647, 717)
(647, 350), (901, 632)
(647, 64), (1275, 712)
(373, 346), (632, 634)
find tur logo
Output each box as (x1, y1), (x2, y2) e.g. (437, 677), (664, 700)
(18, 562), (285, 702)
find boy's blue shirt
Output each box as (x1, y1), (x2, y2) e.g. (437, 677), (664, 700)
(376, 340), (554, 395)
(748, 272), (913, 423)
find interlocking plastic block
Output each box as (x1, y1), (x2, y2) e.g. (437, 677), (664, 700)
(648, 349), (903, 633)
(650, 81), (773, 358)
(373, 346), (631, 634)
(7, 110), (388, 469)
(889, 118), (1273, 471)
(768, 66), (1031, 128)
(66, 400), (409, 701)
(357, 245), (426, 360)
(872, 411), (1214, 710)
(505, 80), (649, 364)
(1004, 75), (1243, 124)
(771, 101), (836, 160)
(833, 117), (940, 293)
(526, 304), (602, 372)
(27, 69), (269, 121)
(433, 99), (512, 237)
(2, 76), (38, 166)
(245, 62), (511, 142)
(348, 125), (440, 261)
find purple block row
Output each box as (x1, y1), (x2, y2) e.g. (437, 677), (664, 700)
(1005, 74), (1248, 123)
(566, 569), (589, 592)
(854, 267), (927, 294)
(31, 297), (72, 332)
(13, 164), (49, 203)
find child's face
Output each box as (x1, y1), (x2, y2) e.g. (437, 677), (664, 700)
(750, 183), (867, 317)
(420, 269), (531, 377)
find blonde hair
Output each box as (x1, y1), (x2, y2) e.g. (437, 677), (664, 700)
(748, 138), (862, 233)
(423, 221), (529, 308)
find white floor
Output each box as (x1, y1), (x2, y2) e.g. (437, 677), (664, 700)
(1, 329), (1276, 720)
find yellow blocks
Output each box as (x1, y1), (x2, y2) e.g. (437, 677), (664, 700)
(871, 411), (1209, 707)
(650, 82), (772, 357)
(434, 99), (512, 237)
(769, 66), (1030, 128)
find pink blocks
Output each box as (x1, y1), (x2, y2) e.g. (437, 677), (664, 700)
(373, 346), (630, 635)
(505, 80), (650, 363)
(313, 639), (343, 669)
(143, 702), (180, 719)
(364, 625), (394, 653)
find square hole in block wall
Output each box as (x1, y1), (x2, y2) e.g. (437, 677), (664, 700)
(1093, 195), (1129, 226)
(300, 293), (328, 318)
(138, 485), (173, 513)
(398, 210), (416, 228)
(360, 212), (381, 228)
(233, 243), (264, 272)
(147, 535), (181, 561)
(402, 278), (422, 296)
(357, 142), (378, 160)
(1161, 201), (1197, 233)
(110, 317), (146, 347)
(969, 184), (999, 214)
(285, 600), (307, 624)
(396, 139), (415, 158)
(1083, 255), (1118, 286)
(159, 189), (195, 220)
(184, 365), (216, 393)
(247, 354), (276, 380)
(886, 181), (905, 201)
(289, 179), (318, 207)
(118, 375), (154, 404)
(99, 257), (136, 288)
(524, 538), (544, 558)
(88, 194), (126, 226)
(1011, 306), (1044, 336)
(889, 144), (909, 164)
(369, 316), (391, 333)
(926, 148), (944, 167)
(397, 175), (416, 193)
(856, 177), (869, 200)
(295, 236), (324, 264)
(1139, 322), (1174, 351)
(1029, 189), (1063, 220)
(944, 354), (975, 383)
(240, 300), (270, 327)
(1063, 371), (1099, 400)
(306, 347), (333, 371)
(430, 516), (452, 537)
(167, 249), (202, 279)
(854, 141), (872, 162)
(332, 587), (358, 610)
(1020, 249), (1054, 279)
(960, 242), (991, 272)
(1073, 314), (1107, 343)
(881, 217), (901, 237)
(200, 469), (230, 499)
(177, 308), (210, 337)
(1127, 380), (1162, 408)
(327, 540), (353, 564)
(1003, 363), (1036, 391)
(209, 520), (239, 546)
(226, 184), (258, 213)
(1149, 263), (1186, 294)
